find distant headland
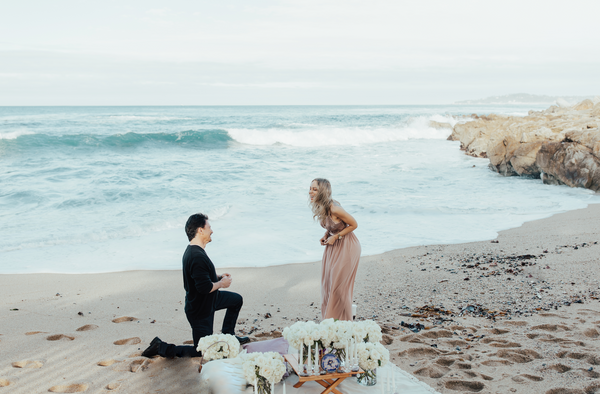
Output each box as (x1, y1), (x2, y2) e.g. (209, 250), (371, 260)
(454, 93), (596, 105)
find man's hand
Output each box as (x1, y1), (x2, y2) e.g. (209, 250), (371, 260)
(219, 275), (232, 289)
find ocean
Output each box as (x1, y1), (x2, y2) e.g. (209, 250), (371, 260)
(1, 105), (598, 274)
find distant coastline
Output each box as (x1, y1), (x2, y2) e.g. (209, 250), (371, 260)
(455, 93), (596, 105)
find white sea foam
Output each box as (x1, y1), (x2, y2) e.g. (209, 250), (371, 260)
(0, 129), (35, 140)
(103, 115), (192, 121)
(227, 116), (453, 147)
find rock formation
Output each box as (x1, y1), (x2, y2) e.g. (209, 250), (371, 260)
(447, 99), (600, 191)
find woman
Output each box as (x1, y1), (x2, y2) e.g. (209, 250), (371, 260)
(309, 178), (361, 321)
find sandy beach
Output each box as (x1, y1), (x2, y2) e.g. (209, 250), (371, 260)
(2, 204), (600, 394)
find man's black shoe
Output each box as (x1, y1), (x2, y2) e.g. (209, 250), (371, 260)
(141, 336), (163, 358)
(236, 336), (250, 345)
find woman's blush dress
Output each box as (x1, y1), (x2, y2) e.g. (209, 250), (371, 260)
(320, 215), (361, 321)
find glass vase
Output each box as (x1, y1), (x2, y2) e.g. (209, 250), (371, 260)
(357, 368), (377, 386)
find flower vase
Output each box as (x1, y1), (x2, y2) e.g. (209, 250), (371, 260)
(301, 345), (323, 374)
(256, 377), (271, 394)
(357, 368), (377, 386)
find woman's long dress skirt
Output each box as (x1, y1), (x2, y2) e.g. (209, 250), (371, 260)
(321, 232), (361, 321)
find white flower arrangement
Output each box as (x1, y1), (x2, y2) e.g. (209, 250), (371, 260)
(241, 351), (286, 385)
(196, 333), (240, 361)
(356, 342), (390, 371)
(283, 319), (383, 353)
(353, 320), (383, 343)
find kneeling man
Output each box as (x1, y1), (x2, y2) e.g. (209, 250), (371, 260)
(142, 213), (249, 358)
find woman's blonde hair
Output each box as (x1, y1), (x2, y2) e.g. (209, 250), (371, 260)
(310, 178), (333, 223)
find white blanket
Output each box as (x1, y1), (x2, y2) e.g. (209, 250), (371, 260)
(199, 358), (440, 394)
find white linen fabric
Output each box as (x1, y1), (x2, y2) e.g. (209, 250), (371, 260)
(199, 360), (440, 394)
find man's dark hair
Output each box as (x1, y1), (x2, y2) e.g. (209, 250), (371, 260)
(185, 213), (209, 241)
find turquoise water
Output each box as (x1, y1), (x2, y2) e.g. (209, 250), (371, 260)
(1, 105), (597, 273)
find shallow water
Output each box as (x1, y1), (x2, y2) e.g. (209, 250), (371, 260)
(1, 105), (597, 273)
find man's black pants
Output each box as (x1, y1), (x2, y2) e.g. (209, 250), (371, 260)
(158, 290), (243, 358)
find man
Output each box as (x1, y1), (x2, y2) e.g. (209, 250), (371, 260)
(142, 213), (249, 358)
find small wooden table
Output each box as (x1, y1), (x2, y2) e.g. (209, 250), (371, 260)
(284, 354), (363, 394)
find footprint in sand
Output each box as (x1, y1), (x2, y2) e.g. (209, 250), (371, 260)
(481, 359), (513, 367)
(114, 337), (141, 346)
(420, 329), (453, 339)
(495, 349), (541, 363)
(435, 357), (456, 367)
(488, 328), (509, 335)
(545, 388), (585, 394)
(48, 383), (88, 392)
(112, 317), (138, 323)
(106, 382), (121, 390)
(446, 339), (468, 347)
(128, 358), (153, 373)
(76, 325), (98, 332)
(488, 341), (522, 348)
(501, 320), (528, 327)
(12, 360), (43, 369)
(444, 380), (485, 392)
(0, 379), (12, 387)
(25, 331), (46, 335)
(97, 359), (119, 367)
(399, 347), (441, 359)
(585, 383), (600, 393)
(583, 328), (599, 338)
(581, 368), (600, 378)
(531, 324), (570, 332)
(587, 355), (600, 365)
(399, 334), (424, 343)
(557, 351), (588, 360)
(546, 364), (572, 373)
(414, 365), (449, 378)
(46, 334), (75, 341)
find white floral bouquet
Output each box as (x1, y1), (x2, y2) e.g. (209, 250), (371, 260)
(241, 351), (286, 388)
(352, 320), (383, 343)
(356, 342), (389, 371)
(283, 319), (383, 352)
(282, 320), (320, 348)
(196, 333), (240, 361)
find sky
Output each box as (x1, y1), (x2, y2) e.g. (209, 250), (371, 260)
(1, 0), (599, 105)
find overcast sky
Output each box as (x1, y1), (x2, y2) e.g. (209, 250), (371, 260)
(1, 0), (598, 105)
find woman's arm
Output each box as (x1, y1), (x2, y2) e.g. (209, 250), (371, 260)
(325, 205), (358, 244)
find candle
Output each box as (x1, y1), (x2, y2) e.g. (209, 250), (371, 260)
(307, 343), (311, 374)
(315, 342), (319, 374)
(299, 345), (303, 372)
(283, 380), (286, 394)
(272, 383), (274, 394)
(345, 340), (349, 369)
(254, 383), (257, 394)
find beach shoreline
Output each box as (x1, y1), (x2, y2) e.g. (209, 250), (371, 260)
(2, 204), (600, 393)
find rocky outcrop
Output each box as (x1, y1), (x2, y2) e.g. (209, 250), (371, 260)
(449, 99), (600, 191)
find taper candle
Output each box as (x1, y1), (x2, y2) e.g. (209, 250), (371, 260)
(315, 342), (319, 374)
(307, 343), (311, 373)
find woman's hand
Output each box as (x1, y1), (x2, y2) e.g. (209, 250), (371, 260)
(325, 235), (337, 245)
(320, 234), (328, 245)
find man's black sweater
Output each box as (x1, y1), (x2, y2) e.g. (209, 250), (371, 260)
(182, 244), (218, 318)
